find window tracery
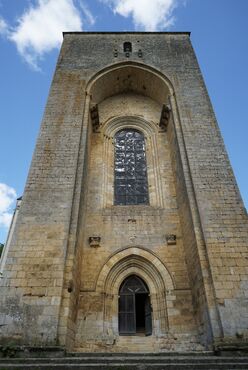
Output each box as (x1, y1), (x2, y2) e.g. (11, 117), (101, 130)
(114, 129), (149, 205)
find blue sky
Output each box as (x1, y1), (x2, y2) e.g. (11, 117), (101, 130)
(0, 0), (247, 243)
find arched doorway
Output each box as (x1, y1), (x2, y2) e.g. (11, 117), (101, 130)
(118, 275), (152, 336)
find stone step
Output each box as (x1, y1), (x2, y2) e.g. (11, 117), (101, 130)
(1, 356), (248, 369)
(1, 356), (248, 364)
(1, 362), (248, 370)
(68, 352), (214, 357)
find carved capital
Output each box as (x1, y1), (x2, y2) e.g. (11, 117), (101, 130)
(89, 236), (101, 248)
(165, 234), (177, 245)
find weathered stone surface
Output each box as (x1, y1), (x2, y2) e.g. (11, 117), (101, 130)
(0, 32), (247, 353)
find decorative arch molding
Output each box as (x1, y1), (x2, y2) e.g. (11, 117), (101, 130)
(102, 115), (158, 138)
(85, 62), (176, 210)
(96, 246), (175, 292)
(95, 247), (175, 336)
(101, 115), (165, 208)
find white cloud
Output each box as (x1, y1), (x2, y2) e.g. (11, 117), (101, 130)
(8, 0), (83, 70)
(78, 1), (96, 26)
(0, 183), (17, 228)
(102, 0), (179, 31)
(0, 16), (9, 35)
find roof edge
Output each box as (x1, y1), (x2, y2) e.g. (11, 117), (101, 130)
(63, 31), (191, 37)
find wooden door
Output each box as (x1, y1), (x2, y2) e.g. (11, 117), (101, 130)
(145, 295), (152, 336)
(119, 293), (136, 334)
(119, 275), (152, 335)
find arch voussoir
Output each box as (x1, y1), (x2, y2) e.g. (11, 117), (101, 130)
(96, 247), (175, 293)
(95, 247), (175, 336)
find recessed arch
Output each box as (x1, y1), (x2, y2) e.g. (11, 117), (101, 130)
(96, 247), (175, 293)
(87, 64), (174, 210)
(101, 115), (165, 208)
(86, 61), (174, 105)
(103, 115), (158, 138)
(95, 247), (175, 336)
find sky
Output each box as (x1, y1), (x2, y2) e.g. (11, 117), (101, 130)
(0, 0), (247, 243)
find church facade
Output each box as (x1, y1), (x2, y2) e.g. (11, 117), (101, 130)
(0, 32), (248, 353)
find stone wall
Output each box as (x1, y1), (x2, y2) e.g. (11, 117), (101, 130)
(0, 67), (86, 345)
(74, 92), (200, 351)
(0, 32), (247, 352)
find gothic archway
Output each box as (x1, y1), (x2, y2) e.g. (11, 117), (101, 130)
(95, 247), (175, 337)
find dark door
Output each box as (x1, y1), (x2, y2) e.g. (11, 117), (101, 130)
(119, 293), (136, 334)
(118, 275), (152, 335)
(145, 295), (152, 336)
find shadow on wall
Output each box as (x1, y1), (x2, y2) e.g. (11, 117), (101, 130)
(0, 243), (4, 257)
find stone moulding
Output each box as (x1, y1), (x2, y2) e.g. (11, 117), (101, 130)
(93, 247), (175, 337)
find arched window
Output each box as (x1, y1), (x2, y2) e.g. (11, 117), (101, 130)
(123, 42), (132, 52)
(114, 129), (149, 205)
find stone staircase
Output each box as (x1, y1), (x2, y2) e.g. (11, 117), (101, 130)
(1, 353), (248, 369)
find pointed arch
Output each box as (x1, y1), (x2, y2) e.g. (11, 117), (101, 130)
(96, 247), (175, 293)
(95, 247), (175, 336)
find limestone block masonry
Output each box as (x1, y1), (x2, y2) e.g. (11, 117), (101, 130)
(0, 32), (247, 354)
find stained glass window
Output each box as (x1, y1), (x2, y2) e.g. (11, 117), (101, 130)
(114, 129), (149, 205)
